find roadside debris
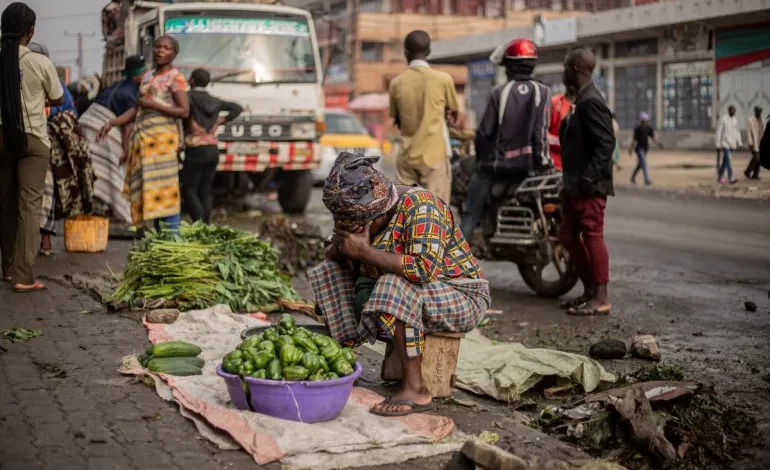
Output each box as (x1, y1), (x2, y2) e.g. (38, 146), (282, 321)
(589, 339), (627, 359)
(630, 335), (661, 361)
(145, 308), (180, 324)
(744, 301), (757, 312)
(612, 385), (677, 461)
(34, 361), (75, 378)
(254, 215), (325, 276)
(2, 327), (42, 343)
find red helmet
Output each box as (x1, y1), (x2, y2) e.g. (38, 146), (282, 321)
(504, 38), (538, 60)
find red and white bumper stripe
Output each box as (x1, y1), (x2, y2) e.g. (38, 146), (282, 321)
(216, 141), (321, 172)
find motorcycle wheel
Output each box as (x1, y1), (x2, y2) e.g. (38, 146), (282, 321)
(517, 261), (579, 298)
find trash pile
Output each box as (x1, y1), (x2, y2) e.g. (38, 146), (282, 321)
(109, 222), (300, 312)
(253, 215), (325, 277)
(534, 366), (759, 469)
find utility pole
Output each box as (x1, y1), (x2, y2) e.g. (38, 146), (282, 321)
(64, 31), (96, 81)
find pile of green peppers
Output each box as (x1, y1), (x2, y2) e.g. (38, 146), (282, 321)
(221, 314), (357, 382)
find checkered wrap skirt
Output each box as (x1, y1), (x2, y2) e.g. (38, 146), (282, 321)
(40, 168), (56, 235)
(308, 261), (491, 358)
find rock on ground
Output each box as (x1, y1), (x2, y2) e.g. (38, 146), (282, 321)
(630, 335), (661, 361)
(146, 308), (180, 324)
(589, 339), (627, 359)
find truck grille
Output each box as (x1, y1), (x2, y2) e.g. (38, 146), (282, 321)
(490, 205), (537, 246)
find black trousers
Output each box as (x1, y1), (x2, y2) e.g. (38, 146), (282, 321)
(745, 151), (761, 178)
(180, 145), (219, 223)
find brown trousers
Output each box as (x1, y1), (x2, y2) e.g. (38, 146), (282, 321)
(0, 130), (50, 285)
(396, 157), (452, 204)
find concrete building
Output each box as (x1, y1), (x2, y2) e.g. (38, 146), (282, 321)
(430, 0), (770, 149)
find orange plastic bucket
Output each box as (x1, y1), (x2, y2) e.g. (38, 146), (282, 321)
(64, 215), (109, 252)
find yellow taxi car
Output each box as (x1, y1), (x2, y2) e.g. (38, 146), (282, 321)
(313, 109), (383, 184)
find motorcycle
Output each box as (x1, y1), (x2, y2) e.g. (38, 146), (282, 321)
(451, 154), (579, 297)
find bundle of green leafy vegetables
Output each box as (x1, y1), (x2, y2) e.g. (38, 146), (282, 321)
(110, 222), (300, 312)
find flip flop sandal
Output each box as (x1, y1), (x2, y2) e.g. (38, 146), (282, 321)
(560, 295), (591, 310)
(567, 302), (611, 316)
(39, 249), (53, 257)
(369, 398), (433, 417)
(13, 281), (48, 293)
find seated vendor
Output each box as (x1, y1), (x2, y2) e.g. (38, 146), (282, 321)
(309, 152), (491, 417)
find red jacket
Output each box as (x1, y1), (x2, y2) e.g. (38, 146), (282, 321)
(548, 93), (571, 170)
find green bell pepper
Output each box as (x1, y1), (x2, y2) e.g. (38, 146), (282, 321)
(263, 327), (279, 342)
(222, 357), (242, 374)
(228, 350), (244, 361)
(318, 356), (330, 373)
(251, 350), (273, 369)
(331, 357), (354, 377)
(309, 369), (326, 381)
(278, 313), (296, 332)
(340, 347), (356, 365)
(267, 359), (282, 380)
(295, 327), (313, 338)
(275, 335), (295, 350)
(313, 334), (333, 348)
(282, 365), (310, 381)
(320, 343), (342, 362)
(326, 371), (340, 380)
(300, 353), (322, 373)
(279, 344), (303, 366)
(259, 340), (276, 355)
(293, 334), (319, 354)
(250, 369), (267, 379)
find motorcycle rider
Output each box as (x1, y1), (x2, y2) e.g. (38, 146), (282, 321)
(460, 38), (552, 240)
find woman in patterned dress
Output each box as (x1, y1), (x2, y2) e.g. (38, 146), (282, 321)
(98, 35), (189, 231)
(310, 152), (491, 417)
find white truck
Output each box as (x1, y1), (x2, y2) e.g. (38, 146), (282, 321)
(102, 1), (324, 213)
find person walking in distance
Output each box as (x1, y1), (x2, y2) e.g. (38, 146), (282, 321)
(628, 112), (661, 186)
(558, 48), (615, 316)
(744, 106), (764, 180)
(389, 30), (459, 203)
(715, 105), (742, 184)
(0, 2), (64, 292)
(183, 68), (243, 223)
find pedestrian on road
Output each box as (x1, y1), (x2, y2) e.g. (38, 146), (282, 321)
(98, 35), (189, 232)
(715, 105), (742, 184)
(389, 30), (459, 204)
(460, 37), (551, 240)
(558, 48), (615, 316)
(628, 112), (661, 186)
(548, 92), (573, 170)
(183, 68), (243, 223)
(744, 106), (764, 180)
(0, 2), (64, 293)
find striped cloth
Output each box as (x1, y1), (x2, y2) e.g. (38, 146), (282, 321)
(308, 261), (491, 358)
(40, 168), (56, 235)
(79, 103), (132, 223)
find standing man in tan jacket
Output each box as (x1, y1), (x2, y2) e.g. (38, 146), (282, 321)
(389, 30), (459, 203)
(744, 106), (764, 180)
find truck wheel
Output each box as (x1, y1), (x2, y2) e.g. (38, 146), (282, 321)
(517, 262), (579, 298)
(278, 169), (313, 214)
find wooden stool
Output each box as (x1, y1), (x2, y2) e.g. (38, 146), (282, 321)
(380, 331), (465, 398)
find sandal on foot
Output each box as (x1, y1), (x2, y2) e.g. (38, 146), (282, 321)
(567, 302), (611, 316)
(370, 398), (433, 417)
(39, 249), (53, 257)
(560, 295), (591, 310)
(13, 281), (47, 293)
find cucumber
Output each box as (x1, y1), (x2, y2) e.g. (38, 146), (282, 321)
(146, 344), (154, 356)
(147, 358), (203, 376)
(139, 354), (153, 368)
(150, 341), (201, 358)
(147, 357), (205, 370)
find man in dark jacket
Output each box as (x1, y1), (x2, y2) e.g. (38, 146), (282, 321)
(460, 38), (551, 239)
(558, 48), (615, 316)
(182, 68), (243, 223)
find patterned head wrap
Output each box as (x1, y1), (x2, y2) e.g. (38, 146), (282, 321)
(322, 152), (398, 223)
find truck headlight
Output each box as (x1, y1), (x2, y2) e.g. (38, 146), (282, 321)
(291, 122), (316, 140)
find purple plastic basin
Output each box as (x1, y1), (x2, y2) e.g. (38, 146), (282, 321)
(216, 364), (252, 411)
(245, 362), (363, 423)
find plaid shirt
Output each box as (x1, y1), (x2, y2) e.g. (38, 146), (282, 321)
(359, 188), (483, 283)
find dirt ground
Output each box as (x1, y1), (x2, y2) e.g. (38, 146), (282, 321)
(2, 182), (769, 469)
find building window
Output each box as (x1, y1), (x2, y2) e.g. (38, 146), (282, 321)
(614, 64), (657, 129)
(360, 42), (384, 63)
(388, 40), (402, 62)
(662, 61), (713, 131)
(615, 38), (658, 58)
(360, 0), (383, 13)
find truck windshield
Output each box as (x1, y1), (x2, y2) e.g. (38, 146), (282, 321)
(325, 112), (368, 135)
(165, 15), (318, 85)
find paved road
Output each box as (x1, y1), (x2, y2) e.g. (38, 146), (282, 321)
(1, 188), (769, 469)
